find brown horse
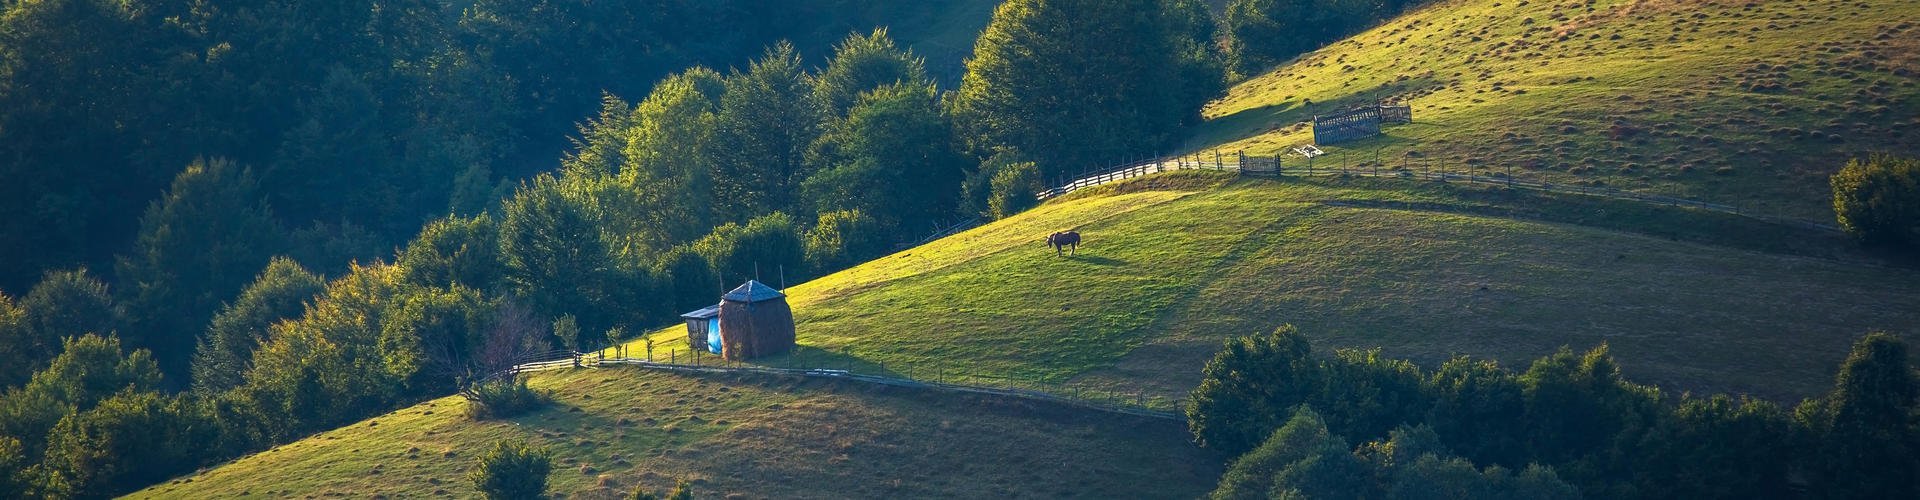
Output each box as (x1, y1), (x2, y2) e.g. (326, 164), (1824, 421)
(1046, 231), (1081, 256)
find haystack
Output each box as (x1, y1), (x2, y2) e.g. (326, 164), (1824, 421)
(716, 280), (795, 360)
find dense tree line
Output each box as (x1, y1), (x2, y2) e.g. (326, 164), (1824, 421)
(0, 0), (1005, 294)
(1188, 326), (1920, 498)
(0, 0), (1238, 495)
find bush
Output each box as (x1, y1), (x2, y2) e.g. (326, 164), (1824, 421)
(464, 377), (552, 420)
(656, 246), (720, 313)
(804, 210), (886, 274)
(470, 440), (553, 500)
(41, 391), (219, 498)
(1210, 407), (1579, 500)
(694, 212), (806, 285)
(987, 161), (1042, 219)
(629, 479), (694, 500)
(1832, 155), (1920, 249)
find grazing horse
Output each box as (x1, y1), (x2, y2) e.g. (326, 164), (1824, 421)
(1046, 231), (1081, 256)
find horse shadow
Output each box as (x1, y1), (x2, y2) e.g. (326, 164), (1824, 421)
(1068, 255), (1128, 267)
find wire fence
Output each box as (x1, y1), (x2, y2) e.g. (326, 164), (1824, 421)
(1038, 149), (1840, 233)
(511, 344), (1184, 421)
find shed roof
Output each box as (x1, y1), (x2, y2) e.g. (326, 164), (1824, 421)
(722, 280), (785, 303)
(679, 303), (722, 319)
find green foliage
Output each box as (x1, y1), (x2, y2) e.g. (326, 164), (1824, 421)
(951, 0), (1221, 178)
(234, 263), (405, 441)
(41, 391), (217, 498)
(1421, 357), (1526, 467)
(1795, 332), (1920, 499)
(656, 246), (721, 314)
(1212, 407), (1341, 500)
(1635, 395), (1795, 498)
(0, 334), (161, 460)
(1319, 349), (1430, 443)
(1188, 325), (1325, 456)
(615, 67), (727, 249)
(398, 215), (504, 292)
(712, 42), (821, 221)
(804, 82), (965, 232)
(5, 269), (123, 388)
(0, 0), (195, 291)
(464, 377), (552, 421)
(1188, 326), (1920, 498)
(987, 161), (1042, 219)
(193, 257), (326, 393)
(1831, 155), (1920, 249)
(0, 435), (25, 498)
(379, 287), (495, 394)
(116, 158), (284, 379)
(814, 29), (930, 118)
(0, 294), (28, 390)
(1211, 407), (1579, 500)
(804, 210), (888, 275)
(959, 151), (1026, 219)
(1515, 344), (1662, 474)
(628, 479), (695, 499)
(500, 176), (625, 334)
(470, 440), (553, 500)
(553, 314), (582, 352)
(695, 213), (807, 285)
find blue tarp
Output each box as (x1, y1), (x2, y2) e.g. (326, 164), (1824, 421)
(706, 318), (722, 353)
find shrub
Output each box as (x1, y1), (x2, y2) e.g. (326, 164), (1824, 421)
(41, 391), (218, 498)
(804, 210), (886, 274)
(464, 377), (551, 420)
(1832, 155), (1920, 250)
(987, 161), (1042, 219)
(470, 440), (553, 500)
(553, 314), (581, 351)
(655, 246), (719, 313)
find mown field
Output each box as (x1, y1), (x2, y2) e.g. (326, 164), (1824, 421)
(638, 172), (1920, 402)
(1190, 0), (1920, 220)
(130, 368), (1218, 499)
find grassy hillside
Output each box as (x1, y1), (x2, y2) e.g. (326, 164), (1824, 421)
(132, 368), (1218, 499)
(639, 172), (1920, 402)
(1191, 0), (1920, 220)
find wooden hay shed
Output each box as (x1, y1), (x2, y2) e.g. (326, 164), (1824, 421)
(715, 280), (795, 361)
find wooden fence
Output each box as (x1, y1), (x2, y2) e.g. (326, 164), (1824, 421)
(1314, 106), (1386, 145)
(1037, 149), (1839, 233)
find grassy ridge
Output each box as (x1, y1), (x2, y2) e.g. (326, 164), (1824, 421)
(1191, 0), (1920, 219)
(131, 368), (1219, 499)
(638, 173), (1920, 401)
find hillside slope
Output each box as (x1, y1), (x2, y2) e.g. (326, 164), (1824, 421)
(646, 172), (1919, 401)
(1190, 0), (1920, 219)
(132, 368), (1218, 499)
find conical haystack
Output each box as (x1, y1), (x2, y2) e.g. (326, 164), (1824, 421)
(716, 280), (794, 360)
